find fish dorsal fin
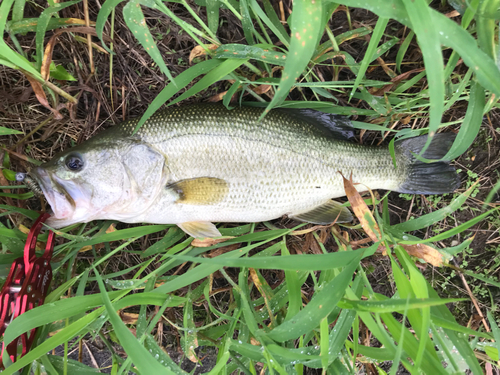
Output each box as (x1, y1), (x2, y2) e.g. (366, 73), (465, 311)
(166, 177), (228, 205)
(289, 200), (353, 225)
(279, 108), (355, 141)
(178, 221), (222, 238)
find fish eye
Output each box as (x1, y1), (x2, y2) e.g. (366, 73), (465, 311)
(65, 154), (84, 171)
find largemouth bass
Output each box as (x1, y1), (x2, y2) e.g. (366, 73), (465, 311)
(27, 104), (459, 238)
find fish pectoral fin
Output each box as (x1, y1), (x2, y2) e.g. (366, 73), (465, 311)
(289, 200), (353, 225)
(166, 177), (228, 205)
(178, 221), (222, 239)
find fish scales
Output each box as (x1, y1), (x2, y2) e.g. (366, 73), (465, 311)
(28, 104), (459, 237)
(103, 106), (400, 223)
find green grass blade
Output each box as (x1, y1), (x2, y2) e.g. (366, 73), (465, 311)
(350, 17), (388, 99)
(96, 0), (126, 51)
(401, 0), (444, 153)
(340, 0), (500, 96)
(94, 270), (175, 374)
(262, 0), (323, 115)
(35, 0), (81, 70)
(249, 0), (289, 47)
(215, 43), (287, 65)
(484, 177), (500, 206)
(396, 30), (414, 73)
(400, 208), (497, 244)
(431, 314), (492, 340)
(169, 58), (246, 106)
(171, 247), (370, 271)
(476, 0), (498, 62)
(338, 297), (464, 313)
(153, 232), (288, 294)
(240, 0), (255, 44)
(7, 17), (87, 34)
(444, 79), (485, 160)
(281, 241), (301, 321)
(134, 58), (222, 133)
(123, 0), (175, 83)
(265, 251), (363, 342)
(144, 334), (188, 374)
(427, 284), (483, 373)
(487, 311), (500, 362)
(392, 184), (477, 232)
(12, 0), (26, 22)
(206, 0), (220, 34)
(0, 0), (15, 36)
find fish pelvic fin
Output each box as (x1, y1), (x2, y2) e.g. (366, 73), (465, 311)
(396, 134), (460, 194)
(166, 177), (228, 205)
(289, 200), (353, 225)
(178, 221), (222, 239)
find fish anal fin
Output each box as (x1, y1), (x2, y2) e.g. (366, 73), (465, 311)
(166, 177), (228, 205)
(178, 221), (222, 239)
(289, 200), (353, 225)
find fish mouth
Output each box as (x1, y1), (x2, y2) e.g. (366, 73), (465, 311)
(29, 168), (90, 227)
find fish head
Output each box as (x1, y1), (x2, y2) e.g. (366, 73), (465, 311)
(29, 137), (167, 228)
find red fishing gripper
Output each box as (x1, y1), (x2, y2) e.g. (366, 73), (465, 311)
(0, 213), (55, 367)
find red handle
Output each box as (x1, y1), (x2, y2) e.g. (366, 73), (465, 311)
(0, 213), (55, 368)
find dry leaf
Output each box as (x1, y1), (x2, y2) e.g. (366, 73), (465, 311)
(189, 44), (218, 64)
(25, 75), (64, 119)
(291, 223), (335, 236)
(119, 310), (139, 324)
(79, 245), (93, 253)
(252, 83), (271, 95)
(250, 337), (261, 346)
(206, 243), (240, 257)
(42, 26), (110, 80)
(399, 243), (445, 267)
(106, 223), (116, 234)
(191, 236), (235, 247)
(207, 91), (228, 102)
(370, 68), (424, 96)
(341, 173), (381, 243)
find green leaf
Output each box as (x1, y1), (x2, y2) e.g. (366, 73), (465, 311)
(444, 79), (485, 160)
(96, 0), (127, 50)
(122, 0), (175, 83)
(171, 247), (370, 271)
(45, 355), (100, 374)
(340, 0), (500, 97)
(94, 270), (175, 374)
(206, 0), (220, 34)
(399, 208), (497, 244)
(215, 44), (287, 65)
(350, 17), (388, 98)
(144, 334), (188, 374)
(168, 58), (246, 106)
(134, 58), (222, 133)
(396, 30), (414, 73)
(265, 250), (363, 342)
(476, 0), (498, 62)
(35, 0), (82, 70)
(401, 0), (444, 154)
(0, 127), (23, 135)
(263, 0), (323, 114)
(49, 63), (77, 81)
(392, 183), (477, 233)
(249, 0), (289, 47)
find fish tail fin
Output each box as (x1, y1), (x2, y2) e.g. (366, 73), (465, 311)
(396, 134), (460, 194)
